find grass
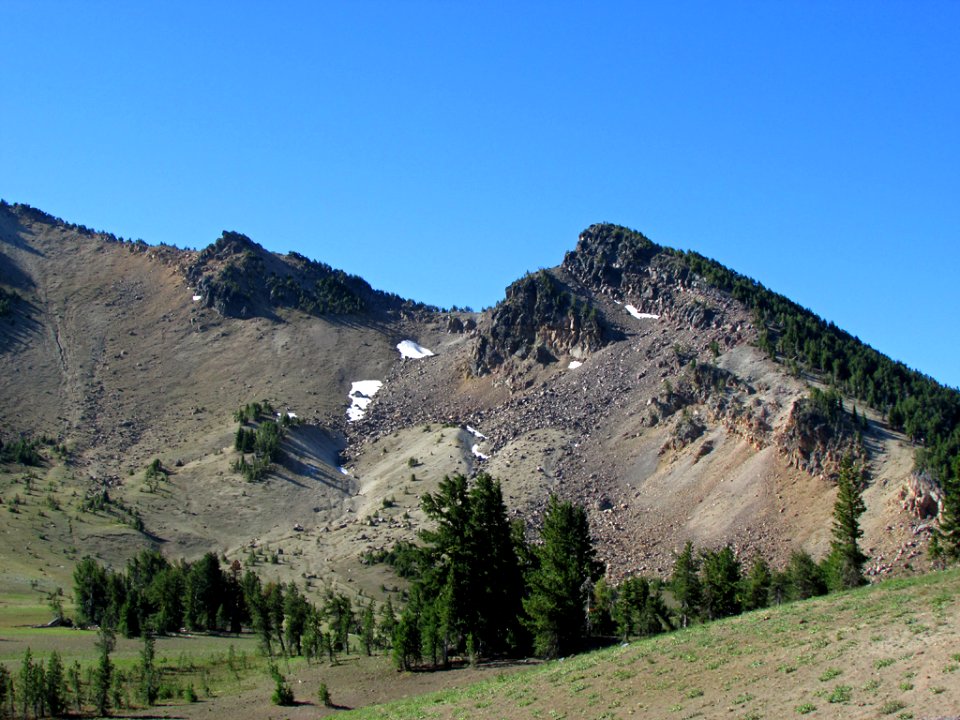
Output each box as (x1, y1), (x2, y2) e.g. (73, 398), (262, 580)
(1, 567), (958, 719)
(338, 567), (960, 720)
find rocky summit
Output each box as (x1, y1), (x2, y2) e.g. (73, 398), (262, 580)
(0, 202), (952, 599)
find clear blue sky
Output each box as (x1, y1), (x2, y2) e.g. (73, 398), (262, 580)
(2, 1), (958, 388)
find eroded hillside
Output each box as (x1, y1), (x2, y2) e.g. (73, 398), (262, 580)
(0, 204), (945, 605)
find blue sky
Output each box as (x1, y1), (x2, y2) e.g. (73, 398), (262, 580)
(2, 1), (958, 388)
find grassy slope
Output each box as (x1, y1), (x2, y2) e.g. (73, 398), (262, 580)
(344, 568), (960, 720)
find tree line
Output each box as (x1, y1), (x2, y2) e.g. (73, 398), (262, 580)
(388, 460), (876, 669)
(673, 245), (960, 553)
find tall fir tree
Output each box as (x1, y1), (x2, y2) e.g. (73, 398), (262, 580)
(522, 495), (603, 658)
(740, 557), (773, 611)
(670, 541), (701, 628)
(699, 546), (742, 621)
(935, 457), (960, 563)
(825, 456), (868, 590)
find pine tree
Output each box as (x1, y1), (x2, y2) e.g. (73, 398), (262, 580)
(699, 545), (742, 621)
(73, 556), (109, 627)
(0, 665), (12, 718)
(786, 550), (827, 600)
(44, 650), (66, 717)
(68, 660), (83, 713)
(94, 628), (115, 717)
(521, 495), (603, 658)
(936, 458), (960, 563)
(378, 596), (397, 650)
(138, 635), (159, 706)
(741, 557), (772, 611)
(825, 456), (868, 590)
(360, 601), (376, 656)
(283, 584), (310, 656)
(670, 541), (701, 628)
(18, 648), (35, 719)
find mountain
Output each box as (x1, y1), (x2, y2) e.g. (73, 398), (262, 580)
(0, 201), (954, 603)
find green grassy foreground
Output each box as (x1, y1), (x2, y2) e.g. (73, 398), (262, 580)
(1, 568), (957, 719)
(343, 568), (960, 720)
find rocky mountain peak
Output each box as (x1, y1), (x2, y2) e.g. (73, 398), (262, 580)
(471, 269), (604, 375)
(562, 223), (662, 293)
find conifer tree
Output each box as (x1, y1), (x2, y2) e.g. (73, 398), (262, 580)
(522, 495), (603, 658)
(138, 635), (159, 706)
(670, 541), (701, 628)
(825, 456), (868, 590)
(699, 545), (742, 620)
(786, 550), (827, 600)
(94, 627), (115, 717)
(741, 557), (772, 611)
(0, 665), (12, 718)
(935, 458), (960, 563)
(44, 650), (66, 717)
(360, 601), (376, 656)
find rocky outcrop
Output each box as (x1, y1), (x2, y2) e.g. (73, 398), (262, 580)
(184, 231), (415, 320)
(899, 472), (942, 520)
(472, 270), (604, 375)
(776, 391), (866, 479)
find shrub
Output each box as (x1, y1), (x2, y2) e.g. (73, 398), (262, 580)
(269, 664), (294, 706)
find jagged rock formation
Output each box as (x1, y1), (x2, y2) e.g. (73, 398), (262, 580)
(472, 270), (604, 375)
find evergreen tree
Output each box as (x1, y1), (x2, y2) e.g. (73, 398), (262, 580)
(94, 627), (115, 717)
(414, 473), (525, 663)
(670, 541), (701, 628)
(138, 635), (159, 706)
(614, 576), (670, 639)
(377, 597), (397, 650)
(590, 577), (616, 636)
(392, 589), (422, 671)
(740, 557), (772, 611)
(44, 650), (66, 718)
(241, 570), (273, 656)
(522, 495), (603, 658)
(360, 601), (376, 656)
(184, 552), (224, 631)
(0, 665), (12, 718)
(283, 584), (310, 655)
(73, 556), (109, 627)
(699, 546), (742, 621)
(18, 648), (35, 719)
(785, 550), (827, 600)
(268, 663), (294, 706)
(68, 661), (83, 713)
(825, 456), (868, 590)
(936, 458), (960, 563)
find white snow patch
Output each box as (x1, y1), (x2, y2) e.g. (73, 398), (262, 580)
(466, 425), (487, 440)
(471, 444), (490, 461)
(276, 411), (298, 420)
(568, 360), (583, 370)
(339, 466), (350, 476)
(625, 304), (659, 320)
(397, 340), (435, 359)
(347, 380), (383, 422)
(192, 294), (202, 302)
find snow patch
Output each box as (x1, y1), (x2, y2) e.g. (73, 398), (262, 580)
(276, 411), (298, 420)
(397, 340), (435, 359)
(192, 294), (202, 302)
(466, 425), (486, 441)
(568, 360), (583, 370)
(625, 304), (659, 320)
(347, 380), (383, 422)
(338, 466), (350, 476)
(471, 444), (490, 461)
